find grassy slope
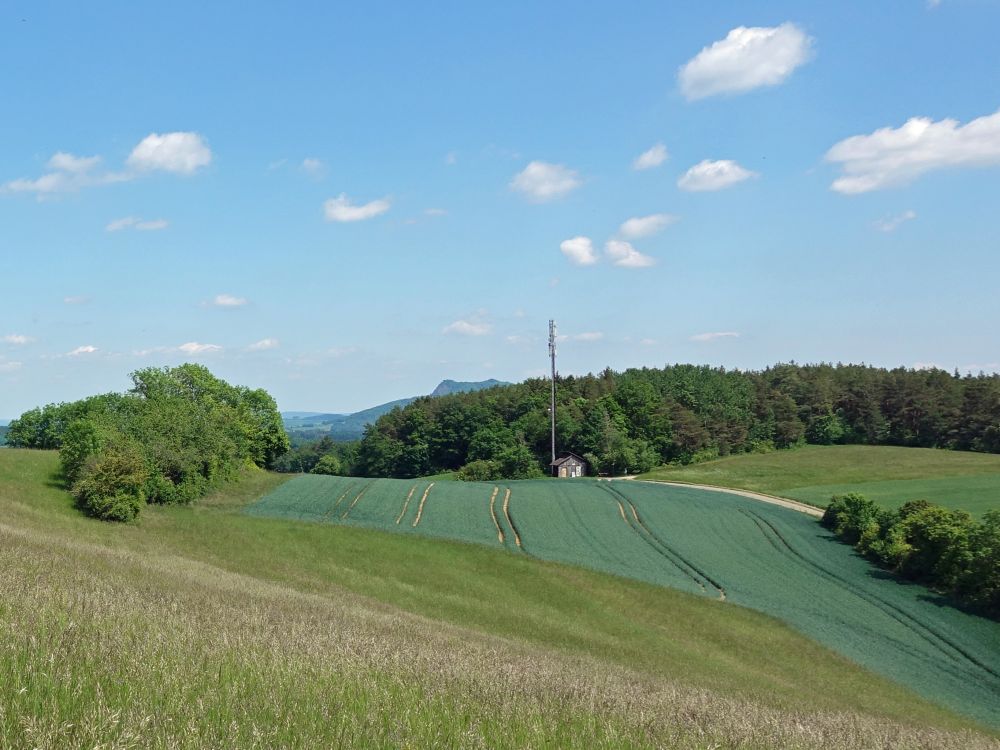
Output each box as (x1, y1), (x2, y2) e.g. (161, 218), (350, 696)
(640, 445), (1000, 515)
(1, 450), (997, 748)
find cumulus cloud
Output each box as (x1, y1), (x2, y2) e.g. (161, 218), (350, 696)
(106, 216), (169, 232)
(825, 109), (1000, 194)
(443, 319), (491, 336)
(4, 132), (211, 196)
(63, 295), (89, 305)
(618, 213), (678, 239)
(690, 331), (739, 342)
(678, 23), (814, 100)
(0, 361), (22, 373)
(560, 236), (599, 266)
(211, 294), (248, 308)
(874, 210), (917, 232)
(510, 161), (582, 202)
(605, 240), (656, 268)
(573, 332), (604, 342)
(68, 345), (98, 356)
(178, 342), (222, 355)
(424, 207), (448, 216)
(3, 334), (33, 345)
(633, 143), (668, 170)
(248, 338), (279, 351)
(127, 132), (212, 175)
(678, 159), (756, 191)
(323, 193), (391, 222)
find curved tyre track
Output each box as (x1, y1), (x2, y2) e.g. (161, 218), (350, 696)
(739, 508), (1000, 684)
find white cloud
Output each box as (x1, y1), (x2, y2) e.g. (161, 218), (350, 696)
(445, 151), (458, 165)
(211, 294), (248, 308)
(178, 342), (222, 355)
(690, 332), (739, 342)
(574, 332), (604, 342)
(605, 240), (656, 268)
(127, 132), (212, 175)
(618, 213), (678, 239)
(68, 345), (98, 356)
(5, 132), (211, 196)
(825, 109), (1000, 194)
(510, 161), (582, 202)
(678, 159), (756, 191)
(248, 338), (279, 351)
(874, 210), (917, 232)
(913, 361), (943, 371)
(106, 216), (169, 232)
(48, 152), (101, 173)
(640, 338), (657, 346)
(0, 361), (22, 373)
(443, 320), (491, 336)
(63, 295), (89, 305)
(323, 193), (391, 222)
(425, 208), (448, 216)
(678, 23), (814, 100)
(560, 236), (599, 266)
(2, 334), (32, 345)
(633, 143), (668, 170)
(4, 152), (129, 195)
(302, 158), (325, 176)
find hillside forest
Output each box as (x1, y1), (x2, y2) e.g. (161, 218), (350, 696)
(347, 363), (1000, 480)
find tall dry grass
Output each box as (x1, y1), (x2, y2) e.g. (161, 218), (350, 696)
(2, 520), (997, 749)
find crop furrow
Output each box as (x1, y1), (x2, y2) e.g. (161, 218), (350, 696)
(411, 483), (435, 528)
(395, 485), (417, 525)
(340, 482), (374, 520)
(501, 489), (522, 548)
(488, 486), (504, 544)
(323, 484), (355, 520)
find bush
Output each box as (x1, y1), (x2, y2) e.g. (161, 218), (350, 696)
(72, 441), (148, 522)
(457, 460), (500, 482)
(311, 454), (342, 476)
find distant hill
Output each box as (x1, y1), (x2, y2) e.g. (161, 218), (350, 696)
(282, 379), (509, 442)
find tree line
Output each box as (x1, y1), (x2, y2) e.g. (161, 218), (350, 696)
(345, 363), (1000, 479)
(823, 494), (1000, 618)
(6, 365), (288, 520)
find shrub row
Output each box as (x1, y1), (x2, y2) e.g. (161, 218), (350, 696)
(823, 494), (1000, 618)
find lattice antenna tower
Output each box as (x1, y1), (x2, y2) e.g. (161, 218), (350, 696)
(549, 319), (557, 464)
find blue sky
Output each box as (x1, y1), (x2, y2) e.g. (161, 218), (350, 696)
(2, 1), (1000, 416)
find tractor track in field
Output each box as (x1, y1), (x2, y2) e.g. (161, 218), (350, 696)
(602, 484), (724, 600)
(501, 489), (522, 548)
(411, 483), (435, 528)
(395, 485), (417, 525)
(488, 486), (504, 544)
(739, 508), (1000, 684)
(323, 484), (357, 521)
(340, 482), (374, 520)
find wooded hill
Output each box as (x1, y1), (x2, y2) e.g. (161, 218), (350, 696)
(354, 363), (1000, 479)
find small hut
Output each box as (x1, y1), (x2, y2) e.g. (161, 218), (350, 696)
(551, 452), (587, 478)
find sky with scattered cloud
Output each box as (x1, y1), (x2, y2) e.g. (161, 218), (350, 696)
(2, 2), (999, 415)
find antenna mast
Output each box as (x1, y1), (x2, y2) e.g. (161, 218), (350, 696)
(549, 319), (557, 464)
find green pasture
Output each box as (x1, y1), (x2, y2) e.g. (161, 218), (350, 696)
(640, 445), (1000, 515)
(249, 472), (1000, 729)
(3, 448), (999, 747)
